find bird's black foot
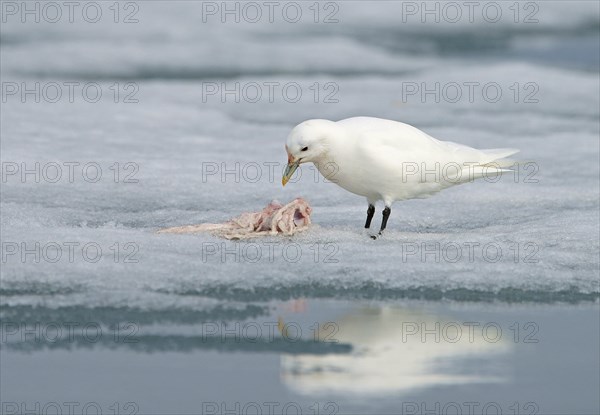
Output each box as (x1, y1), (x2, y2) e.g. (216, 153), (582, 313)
(364, 204), (375, 229)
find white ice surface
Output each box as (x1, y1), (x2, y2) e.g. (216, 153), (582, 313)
(1, 2), (598, 313)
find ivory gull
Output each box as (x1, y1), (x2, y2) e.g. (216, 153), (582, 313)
(282, 117), (518, 237)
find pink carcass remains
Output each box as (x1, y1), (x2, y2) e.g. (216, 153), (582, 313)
(157, 198), (312, 240)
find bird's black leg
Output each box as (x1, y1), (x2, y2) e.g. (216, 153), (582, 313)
(370, 206), (392, 239)
(364, 204), (375, 229)
(379, 206), (391, 235)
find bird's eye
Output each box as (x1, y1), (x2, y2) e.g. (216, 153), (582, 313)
(301, 146), (308, 152)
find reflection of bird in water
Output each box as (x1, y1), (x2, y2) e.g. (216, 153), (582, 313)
(281, 307), (512, 396)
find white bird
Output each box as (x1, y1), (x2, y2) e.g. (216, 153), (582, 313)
(282, 117), (518, 237)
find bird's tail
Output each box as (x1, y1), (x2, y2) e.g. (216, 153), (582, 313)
(454, 148), (520, 182)
(480, 148), (520, 168)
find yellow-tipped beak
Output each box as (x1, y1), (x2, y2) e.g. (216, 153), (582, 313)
(282, 159), (300, 186)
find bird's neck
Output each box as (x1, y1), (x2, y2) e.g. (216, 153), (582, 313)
(313, 141), (342, 182)
(313, 156), (337, 182)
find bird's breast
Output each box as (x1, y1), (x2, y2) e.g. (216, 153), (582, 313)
(313, 157), (380, 199)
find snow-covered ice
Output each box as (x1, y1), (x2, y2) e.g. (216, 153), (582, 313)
(1, 1), (599, 322)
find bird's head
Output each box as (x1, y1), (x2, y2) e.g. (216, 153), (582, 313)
(282, 119), (338, 186)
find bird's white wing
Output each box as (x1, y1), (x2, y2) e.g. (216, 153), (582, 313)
(333, 117), (519, 202)
(354, 124), (484, 168)
(350, 124), (507, 201)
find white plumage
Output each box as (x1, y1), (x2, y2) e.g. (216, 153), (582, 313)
(282, 117), (519, 234)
